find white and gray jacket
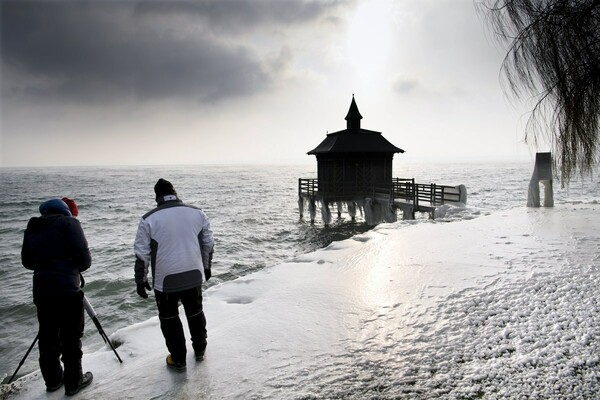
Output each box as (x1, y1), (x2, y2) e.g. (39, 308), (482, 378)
(134, 195), (214, 292)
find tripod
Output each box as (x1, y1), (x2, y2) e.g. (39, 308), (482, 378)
(8, 293), (122, 384)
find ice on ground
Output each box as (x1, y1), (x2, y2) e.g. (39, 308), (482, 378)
(2, 204), (599, 399)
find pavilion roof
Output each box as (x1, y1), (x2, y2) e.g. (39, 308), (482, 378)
(308, 96), (404, 155)
(307, 128), (404, 154)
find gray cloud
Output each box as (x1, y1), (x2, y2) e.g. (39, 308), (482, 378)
(1, 0), (342, 104)
(133, 1), (337, 33)
(392, 78), (419, 94)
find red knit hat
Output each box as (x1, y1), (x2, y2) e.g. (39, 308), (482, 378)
(62, 197), (79, 217)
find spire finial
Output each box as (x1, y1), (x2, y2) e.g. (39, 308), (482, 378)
(345, 95), (362, 129)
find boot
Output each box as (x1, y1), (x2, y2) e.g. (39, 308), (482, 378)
(42, 365), (63, 392)
(65, 371), (93, 396)
(194, 341), (207, 361)
(46, 380), (64, 392)
(166, 354), (186, 371)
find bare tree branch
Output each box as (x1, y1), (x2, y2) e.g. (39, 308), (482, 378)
(478, 0), (600, 184)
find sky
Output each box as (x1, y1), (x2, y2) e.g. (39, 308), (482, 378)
(0, 0), (546, 167)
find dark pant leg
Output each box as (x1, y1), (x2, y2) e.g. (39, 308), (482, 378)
(36, 301), (63, 387)
(155, 289), (186, 363)
(180, 286), (207, 355)
(60, 294), (84, 391)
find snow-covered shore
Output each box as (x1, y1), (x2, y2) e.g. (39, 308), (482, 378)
(3, 203), (599, 399)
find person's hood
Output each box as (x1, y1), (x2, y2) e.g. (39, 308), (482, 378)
(39, 198), (72, 217)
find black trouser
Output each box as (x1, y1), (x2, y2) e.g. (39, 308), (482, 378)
(155, 286), (207, 363)
(35, 293), (84, 390)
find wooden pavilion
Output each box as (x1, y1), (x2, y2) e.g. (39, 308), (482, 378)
(307, 96), (404, 199)
(299, 96), (466, 225)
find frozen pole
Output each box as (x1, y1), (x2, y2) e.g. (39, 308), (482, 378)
(527, 152), (554, 207)
(82, 293), (123, 363)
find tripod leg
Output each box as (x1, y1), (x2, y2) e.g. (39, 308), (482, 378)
(8, 334), (39, 384)
(92, 316), (122, 363)
(83, 294), (123, 363)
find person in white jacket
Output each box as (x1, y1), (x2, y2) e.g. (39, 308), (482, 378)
(134, 178), (214, 371)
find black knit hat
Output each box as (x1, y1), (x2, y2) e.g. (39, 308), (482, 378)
(154, 178), (177, 201)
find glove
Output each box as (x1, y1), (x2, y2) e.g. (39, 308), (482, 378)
(137, 281), (151, 298)
(204, 246), (214, 281)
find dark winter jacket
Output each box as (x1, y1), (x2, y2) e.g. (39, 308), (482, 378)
(21, 200), (92, 302)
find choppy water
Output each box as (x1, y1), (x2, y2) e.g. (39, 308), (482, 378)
(0, 162), (596, 381)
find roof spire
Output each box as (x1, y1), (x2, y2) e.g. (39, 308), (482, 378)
(345, 95), (362, 129)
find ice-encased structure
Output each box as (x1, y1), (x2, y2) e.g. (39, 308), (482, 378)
(297, 198), (399, 226)
(298, 183), (467, 226)
(527, 152), (554, 207)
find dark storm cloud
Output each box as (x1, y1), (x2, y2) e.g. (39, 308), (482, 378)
(133, 1), (335, 33)
(1, 0), (342, 104)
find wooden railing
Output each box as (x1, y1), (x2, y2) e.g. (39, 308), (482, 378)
(392, 178), (462, 206)
(299, 178), (390, 199)
(299, 178), (462, 207)
(298, 178), (318, 197)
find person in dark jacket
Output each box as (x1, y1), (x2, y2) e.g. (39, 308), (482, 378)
(21, 198), (93, 395)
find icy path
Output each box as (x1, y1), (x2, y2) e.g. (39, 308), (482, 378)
(3, 204), (600, 399)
